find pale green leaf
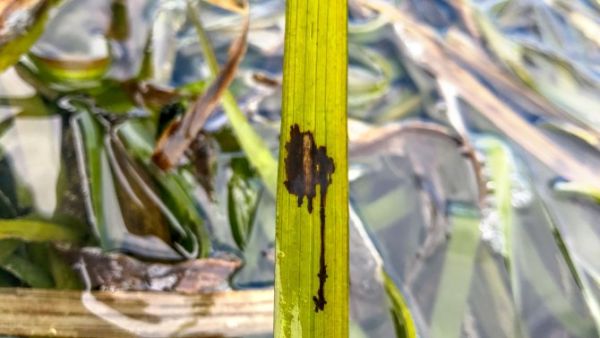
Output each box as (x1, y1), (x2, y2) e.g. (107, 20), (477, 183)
(430, 205), (481, 338)
(187, 1), (278, 195)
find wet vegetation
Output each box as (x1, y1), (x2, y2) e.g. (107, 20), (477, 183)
(0, 0), (599, 337)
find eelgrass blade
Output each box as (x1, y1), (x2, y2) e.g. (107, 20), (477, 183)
(471, 247), (528, 338)
(382, 272), (418, 338)
(429, 204), (481, 338)
(22, 242), (82, 289)
(552, 180), (600, 203)
(1, 254), (53, 288)
(275, 0), (348, 336)
(350, 202), (418, 338)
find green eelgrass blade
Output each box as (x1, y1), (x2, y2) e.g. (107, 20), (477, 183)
(430, 204), (480, 338)
(23, 242), (82, 290)
(514, 209), (597, 337)
(383, 272), (418, 338)
(0, 240), (56, 288)
(1, 253), (54, 288)
(0, 219), (83, 243)
(474, 136), (528, 337)
(275, 0), (348, 336)
(552, 180), (600, 203)
(472, 247), (528, 338)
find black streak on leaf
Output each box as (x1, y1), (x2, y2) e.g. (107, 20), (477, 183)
(283, 124), (335, 312)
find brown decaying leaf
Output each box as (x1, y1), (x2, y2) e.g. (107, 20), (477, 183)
(122, 81), (180, 109)
(57, 246), (241, 293)
(152, 3), (249, 170)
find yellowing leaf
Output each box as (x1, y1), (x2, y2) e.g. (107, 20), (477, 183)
(275, 0), (349, 336)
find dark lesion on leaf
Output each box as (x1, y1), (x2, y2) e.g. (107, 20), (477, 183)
(283, 124), (335, 312)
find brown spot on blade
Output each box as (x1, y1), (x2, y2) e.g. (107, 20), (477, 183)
(283, 124), (335, 312)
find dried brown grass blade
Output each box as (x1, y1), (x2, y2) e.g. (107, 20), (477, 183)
(152, 4), (249, 170)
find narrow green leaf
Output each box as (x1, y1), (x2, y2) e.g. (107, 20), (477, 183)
(515, 215), (597, 336)
(474, 137), (528, 337)
(22, 242), (82, 289)
(0, 219), (82, 243)
(383, 272), (418, 338)
(475, 136), (513, 258)
(0, 253), (54, 288)
(275, 0), (349, 336)
(48, 246), (82, 290)
(552, 180), (600, 204)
